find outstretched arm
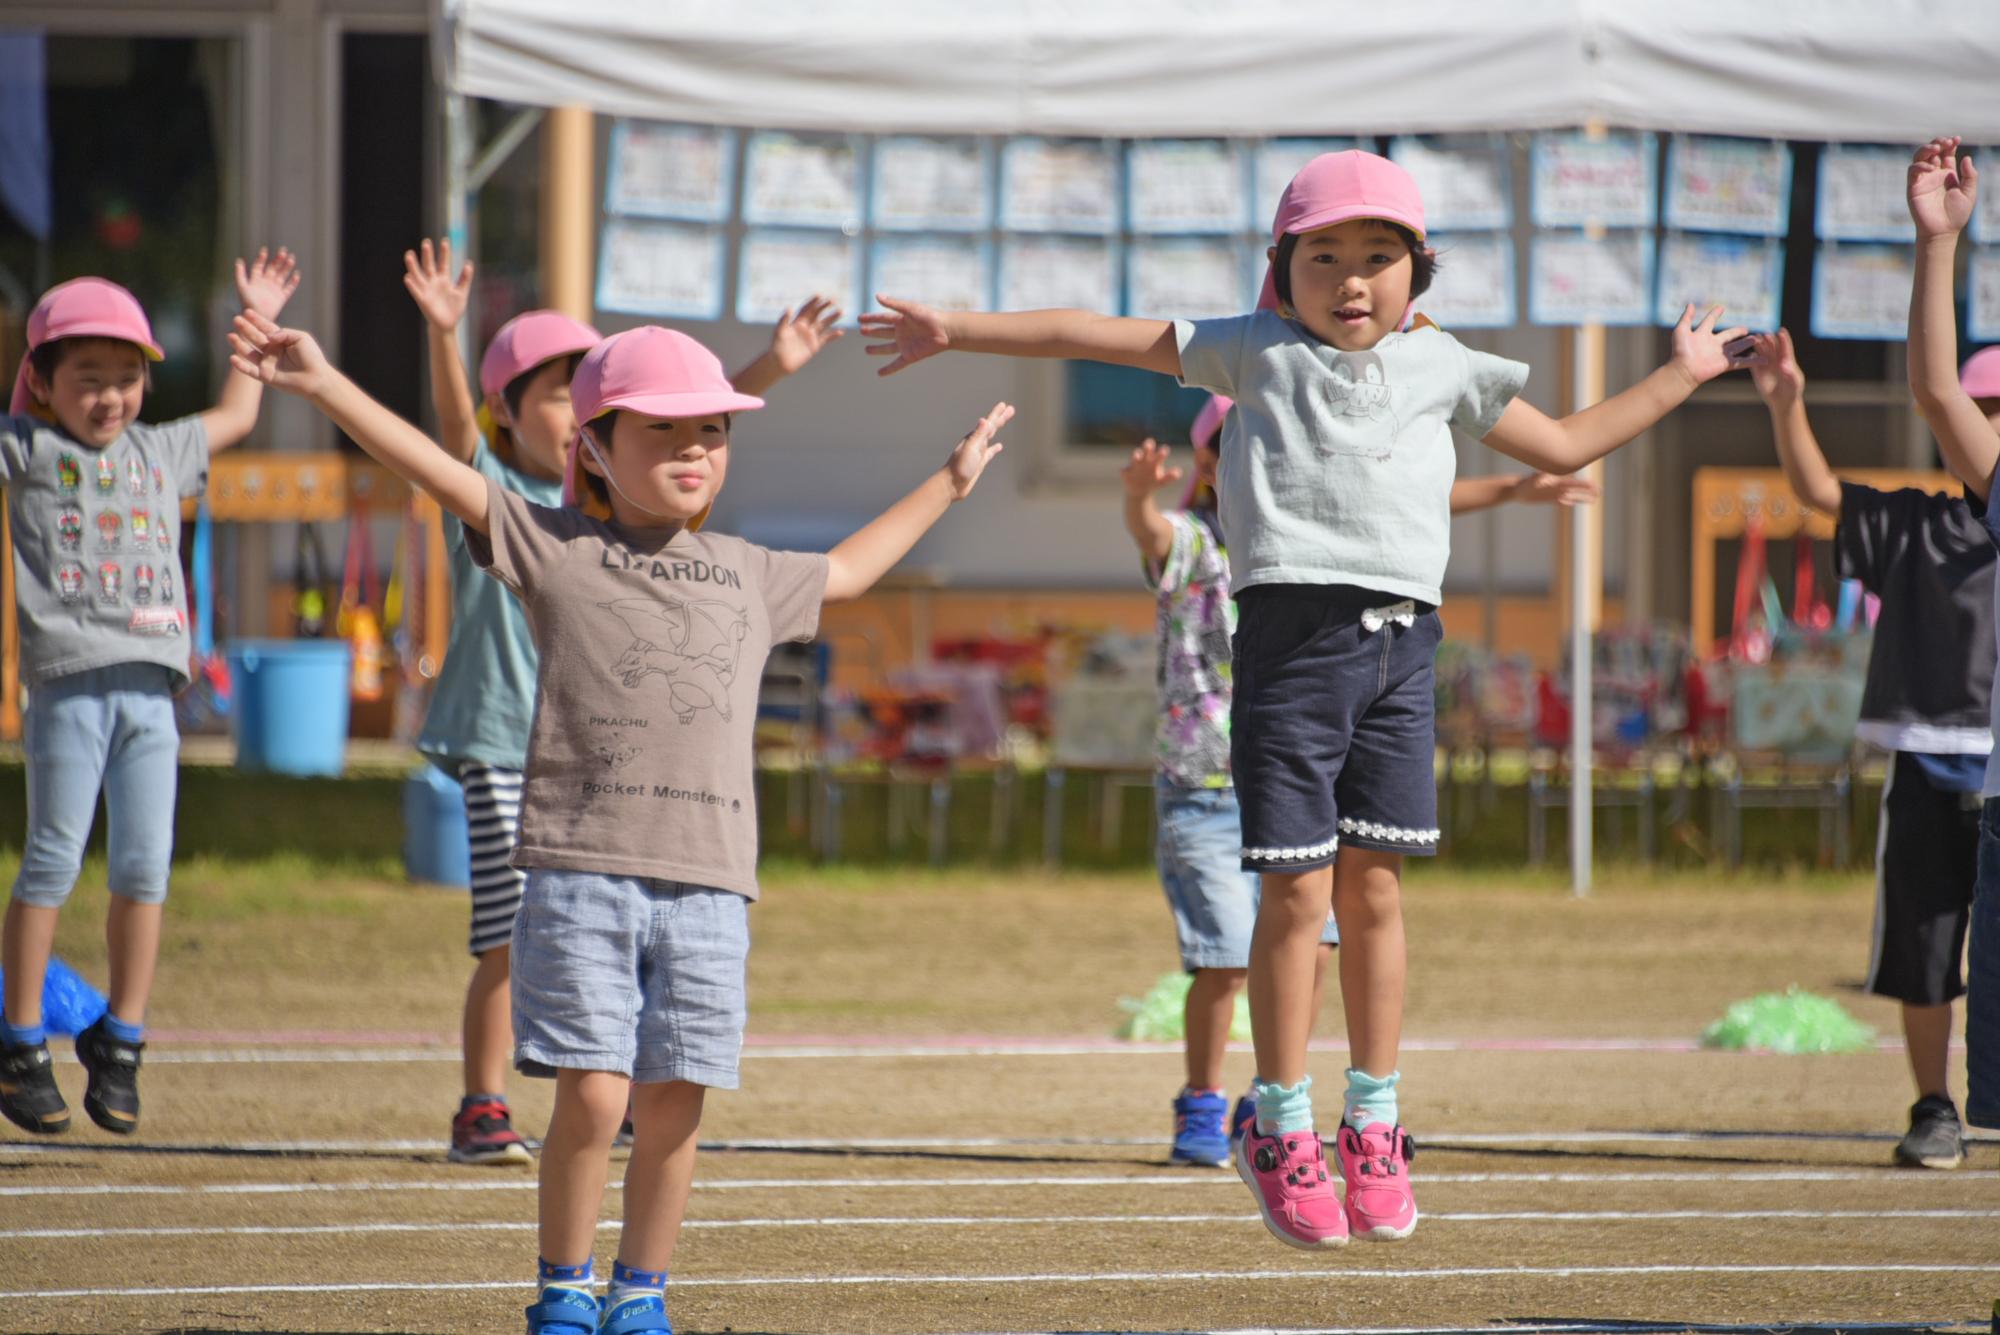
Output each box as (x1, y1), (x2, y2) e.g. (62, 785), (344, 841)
(1744, 328), (1842, 517)
(861, 296), (1180, 378)
(228, 311), (490, 534)
(1449, 471), (1600, 515)
(823, 403), (1011, 603)
(1905, 136), (1999, 499)
(1481, 304), (1747, 474)
(730, 296), (845, 397)
(402, 238), (482, 464)
(1120, 439), (1182, 564)
(201, 247), (302, 452)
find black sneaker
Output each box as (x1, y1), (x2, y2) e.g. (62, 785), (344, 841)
(74, 1018), (142, 1135)
(1892, 1094), (1965, 1170)
(0, 1037), (70, 1134)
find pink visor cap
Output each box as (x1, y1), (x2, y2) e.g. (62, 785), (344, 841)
(10, 277), (164, 416)
(563, 326), (765, 505)
(1190, 394), (1233, 451)
(1963, 347), (2000, 399)
(478, 309), (602, 398)
(1257, 150), (1427, 313)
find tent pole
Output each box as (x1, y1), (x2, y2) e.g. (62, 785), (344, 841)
(540, 106), (596, 321)
(1569, 323), (1606, 895)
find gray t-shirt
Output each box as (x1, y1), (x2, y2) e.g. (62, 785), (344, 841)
(416, 442), (562, 773)
(1174, 313), (1528, 605)
(0, 414), (209, 686)
(468, 480), (829, 899)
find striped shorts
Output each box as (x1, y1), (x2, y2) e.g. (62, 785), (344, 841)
(460, 763), (527, 958)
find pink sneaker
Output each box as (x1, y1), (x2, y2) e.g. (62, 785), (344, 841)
(1335, 1122), (1418, 1241)
(1234, 1122), (1349, 1249)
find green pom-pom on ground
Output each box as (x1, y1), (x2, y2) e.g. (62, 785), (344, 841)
(1115, 971), (1253, 1042)
(1699, 986), (1877, 1054)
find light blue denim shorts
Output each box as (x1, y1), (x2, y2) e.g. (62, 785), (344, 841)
(12, 664), (179, 908)
(511, 867), (750, 1088)
(1156, 781), (1337, 971)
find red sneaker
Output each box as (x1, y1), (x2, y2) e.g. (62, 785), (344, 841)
(448, 1095), (531, 1165)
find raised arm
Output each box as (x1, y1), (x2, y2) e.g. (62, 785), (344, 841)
(1741, 328), (1843, 517)
(823, 403), (1011, 603)
(1449, 471), (1600, 515)
(228, 311), (490, 533)
(1481, 304), (1746, 474)
(401, 238), (481, 464)
(1120, 439), (1182, 564)
(1906, 137), (1999, 499)
(861, 296), (1180, 378)
(199, 247), (301, 452)
(729, 296), (844, 398)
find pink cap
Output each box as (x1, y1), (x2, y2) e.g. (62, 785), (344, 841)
(1190, 394), (1233, 451)
(478, 309), (602, 398)
(10, 277), (164, 416)
(1963, 347), (2000, 399)
(563, 326), (764, 505)
(1257, 151), (1427, 313)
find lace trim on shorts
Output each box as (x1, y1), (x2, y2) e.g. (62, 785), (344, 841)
(1338, 817), (1441, 846)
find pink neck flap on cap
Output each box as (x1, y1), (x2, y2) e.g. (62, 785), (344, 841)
(10, 277), (164, 417)
(1257, 150), (1428, 314)
(1963, 347), (2000, 399)
(1181, 394), (1233, 510)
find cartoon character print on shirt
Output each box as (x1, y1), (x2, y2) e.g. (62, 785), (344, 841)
(1318, 349), (1400, 459)
(56, 454), (80, 493)
(94, 455), (117, 495)
(159, 568), (175, 605)
(56, 507), (83, 552)
(56, 562), (85, 604)
(96, 511), (122, 551)
(592, 739), (640, 770)
(599, 596), (750, 724)
(131, 509), (151, 548)
(96, 562), (121, 606)
(126, 457), (146, 497)
(133, 563), (155, 606)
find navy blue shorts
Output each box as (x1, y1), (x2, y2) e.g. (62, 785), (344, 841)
(1231, 585), (1441, 872)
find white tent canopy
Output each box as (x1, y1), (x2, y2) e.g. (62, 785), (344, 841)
(442, 0), (2000, 142)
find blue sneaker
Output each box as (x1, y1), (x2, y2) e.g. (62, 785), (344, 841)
(1170, 1088), (1231, 1166)
(599, 1293), (672, 1334)
(526, 1285), (600, 1335)
(1229, 1093), (1257, 1150)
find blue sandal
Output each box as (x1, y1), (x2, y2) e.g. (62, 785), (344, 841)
(525, 1285), (600, 1335)
(598, 1293), (673, 1334)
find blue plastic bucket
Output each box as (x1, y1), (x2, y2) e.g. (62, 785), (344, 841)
(403, 767), (470, 887)
(226, 639), (351, 776)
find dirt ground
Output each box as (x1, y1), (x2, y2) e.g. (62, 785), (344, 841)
(1, 862), (1995, 1334)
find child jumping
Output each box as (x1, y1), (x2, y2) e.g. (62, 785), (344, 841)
(0, 252), (300, 1136)
(400, 239), (841, 1166)
(229, 308), (1008, 1333)
(866, 148), (1746, 1247)
(1748, 325), (1991, 1168)
(1904, 135), (2000, 1138)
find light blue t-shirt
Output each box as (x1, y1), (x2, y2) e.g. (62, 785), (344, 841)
(1174, 313), (1528, 605)
(416, 441), (562, 772)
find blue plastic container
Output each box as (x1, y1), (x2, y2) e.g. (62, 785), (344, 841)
(403, 767), (471, 887)
(226, 639), (351, 776)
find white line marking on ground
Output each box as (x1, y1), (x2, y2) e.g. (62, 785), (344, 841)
(5, 1207), (1995, 1242)
(7, 1263), (2000, 1302)
(5, 1167), (1995, 1198)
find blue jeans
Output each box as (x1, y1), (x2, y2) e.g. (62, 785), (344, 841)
(11, 664), (178, 907)
(1969, 799), (2000, 1129)
(1157, 782), (1337, 970)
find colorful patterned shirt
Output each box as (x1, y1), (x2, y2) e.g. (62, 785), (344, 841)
(1147, 509), (1236, 789)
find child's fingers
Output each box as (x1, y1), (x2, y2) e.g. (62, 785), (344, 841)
(863, 342), (899, 358)
(419, 237), (436, 271)
(1716, 325), (1749, 344)
(1698, 306), (1724, 332)
(456, 261), (474, 290)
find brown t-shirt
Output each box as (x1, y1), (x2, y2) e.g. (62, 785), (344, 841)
(468, 480), (828, 899)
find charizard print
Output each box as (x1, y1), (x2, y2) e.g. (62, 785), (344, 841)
(599, 596), (750, 723)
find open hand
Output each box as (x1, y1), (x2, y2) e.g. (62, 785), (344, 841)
(945, 402), (1012, 500)
(1512, 472), (1600, 507)
(768, 295), (845, 375)
(1745, 328), (1805, 409)
(861, 295), (951, 376)
(1120, 438), (1184, 498)
(1670, 304), (1751, 387)
(402, 238), (473, 331)
(227, 309), (333, 399)
(1908, 136), (1978, 240)
(235, 247), (301, 321)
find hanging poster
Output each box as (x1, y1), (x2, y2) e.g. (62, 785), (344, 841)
(1417, 232), (1517, 329)
(1809, 242), (1914, 340)
(604, 121), (736, 223)
(737, 228), (861, 325)
(1972, 147), (2000, 244)
(1126, 237), (1250, 320)
(868, 235), (994, 313)
(1663, 136), (1792, 237)
(742, 131), (863, 230)
(1531, 129), (1659, 228)
(1126, 140), (1248, 234)
(1528, 229), (1656, 326)
(1967, 247), (2000, 343)
(595, 218), (727, 321)
(997, 234), (1121, 313)
(999, 137), (1121, 234)
(871, 136), (993, 232)
(1389, 135), (1512, 232)
(1655, 232), (1784, 331)
(1254, 138), (1364, 230)
(1816, 144), (1917, 242)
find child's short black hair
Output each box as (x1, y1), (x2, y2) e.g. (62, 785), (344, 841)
(500, 352), (586, 421)
(25, 337), (154, 394)
(1271, 222), (1437, 311)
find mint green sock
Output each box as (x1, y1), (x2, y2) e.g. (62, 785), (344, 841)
(1252, 1075), (1313, 1136)
(1343, 1068), (1400, 1130)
